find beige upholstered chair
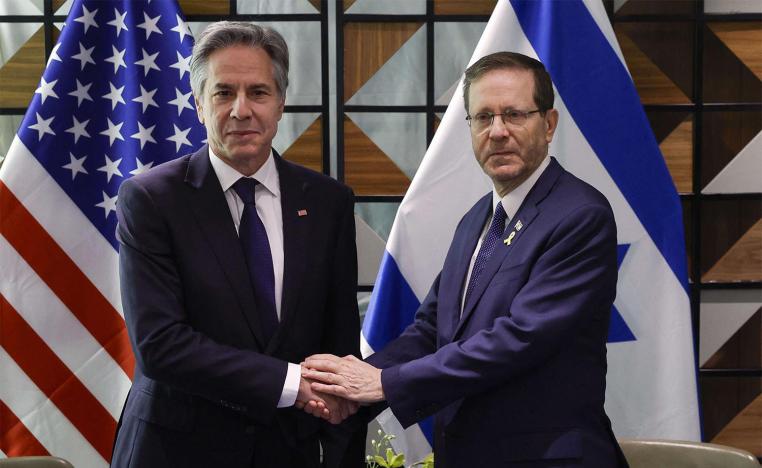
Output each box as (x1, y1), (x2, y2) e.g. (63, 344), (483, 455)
(619, 439), (760, 468)
(0, 457), (74, 468)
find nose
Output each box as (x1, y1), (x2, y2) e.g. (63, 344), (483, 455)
(488, 115), (510, 140)
(230, 93), (252, 120)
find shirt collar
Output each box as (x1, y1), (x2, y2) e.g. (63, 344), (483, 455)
(492, 155), (550, 219)
(208, 146), (280, 198)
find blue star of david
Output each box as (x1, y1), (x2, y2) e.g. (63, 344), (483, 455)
(608, 244), (636, 343)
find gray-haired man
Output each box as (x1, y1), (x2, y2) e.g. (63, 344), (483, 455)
(111, 21), (364, 468)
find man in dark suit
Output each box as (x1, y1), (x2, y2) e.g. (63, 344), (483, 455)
(111, 22), (362, 468)
(304, 52), (628, 467)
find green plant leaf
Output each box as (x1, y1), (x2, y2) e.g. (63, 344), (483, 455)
(373, 455), (388, 468)
(390, 453), (405, 467)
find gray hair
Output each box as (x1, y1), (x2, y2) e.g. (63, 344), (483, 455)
(190, 21), (289, 99)
(463, 51), (554, 114)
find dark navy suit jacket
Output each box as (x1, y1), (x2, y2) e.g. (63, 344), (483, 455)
(368, 158), (627, 467)
(111, 146), (363, 468)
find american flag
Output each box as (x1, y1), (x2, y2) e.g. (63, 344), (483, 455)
(0, 0), (205, 465)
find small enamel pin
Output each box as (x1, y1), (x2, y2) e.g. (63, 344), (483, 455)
(504, 231), (516, 246)
(297, 209), (308, 217)
(515, 220), (523, 231)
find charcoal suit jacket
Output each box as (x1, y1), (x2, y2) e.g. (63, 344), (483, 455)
(111, 146), (363, 468)
(367, 157), (628, 468)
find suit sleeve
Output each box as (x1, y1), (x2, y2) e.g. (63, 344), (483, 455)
(117, 178), (287, 424)
(366, 272), (441, 370)
(380, 202), (617, 428)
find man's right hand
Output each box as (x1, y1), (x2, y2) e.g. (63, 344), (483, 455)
(296, 375), (358, 424)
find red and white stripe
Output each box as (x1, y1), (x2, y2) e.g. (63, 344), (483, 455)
(1, 138), (134, 466)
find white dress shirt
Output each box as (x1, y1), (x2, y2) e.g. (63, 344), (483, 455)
(208, 148), (300, 408)
(461, 156), (551, 314)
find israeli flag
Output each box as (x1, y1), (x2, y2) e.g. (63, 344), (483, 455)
(361, 0), (701, 460)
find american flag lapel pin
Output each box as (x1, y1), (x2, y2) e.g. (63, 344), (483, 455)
(297, 209), (308, 217)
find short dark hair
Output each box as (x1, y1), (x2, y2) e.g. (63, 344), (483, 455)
(191, 21), (289, 99)
(462, 51), (554, 113)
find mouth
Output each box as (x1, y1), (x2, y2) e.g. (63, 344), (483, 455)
(227, 130), (258, 137)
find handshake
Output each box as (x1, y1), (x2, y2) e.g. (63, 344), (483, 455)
(295, 354), (385, 424)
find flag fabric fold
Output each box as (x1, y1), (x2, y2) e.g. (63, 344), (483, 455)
(0, 1), (204, 465)
(362, 0), (700, 461)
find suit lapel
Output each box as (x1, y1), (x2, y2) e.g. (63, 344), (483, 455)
(184, 146), (266, 348)
(454, 159), (564, 339)
(266, 153), (309, 353)
(439, 194), (492, 342)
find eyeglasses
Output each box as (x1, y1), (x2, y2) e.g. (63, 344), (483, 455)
(466, 109), (542, 131)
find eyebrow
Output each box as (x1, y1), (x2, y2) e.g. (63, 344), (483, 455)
(211, 82), (272, 92)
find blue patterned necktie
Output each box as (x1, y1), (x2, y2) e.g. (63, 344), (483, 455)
(232, 178), (278, 343)
(464, 202), (508, 307)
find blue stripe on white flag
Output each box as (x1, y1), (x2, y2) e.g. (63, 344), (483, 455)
(363, 253), (421, 356)
(511, 0), (689, 292)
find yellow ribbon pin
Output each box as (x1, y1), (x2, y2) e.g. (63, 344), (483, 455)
(504, 231), (516, 246)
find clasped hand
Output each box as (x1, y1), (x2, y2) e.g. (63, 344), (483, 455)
(295, 354), (384, 424)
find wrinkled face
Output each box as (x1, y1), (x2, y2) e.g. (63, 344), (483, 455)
(468, 68), (558, 195)
(195, 45), (284, 174)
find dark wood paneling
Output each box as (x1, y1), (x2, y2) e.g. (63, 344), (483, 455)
(700, 376), (762, 442)
(703, 219), (762, 282)
(615, 0), (694, 17)
(703, 24), (762, 104)
(700, 200), (762, 278)
(701, 111), (762, 189)
(712, 394), (762, 457)
(682, 198), (693, 280)
(433, 0), (497, 15)
(617, 22), (694, 102)
(178, 0), (229, 15)
(704, 309), (762, 369)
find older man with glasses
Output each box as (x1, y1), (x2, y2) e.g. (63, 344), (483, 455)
(304, 51), (629, 468)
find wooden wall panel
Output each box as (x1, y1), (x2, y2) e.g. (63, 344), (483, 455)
(704, 24), (762, 103)
(343, 22), (423, 102)
(709, 22), (762, 81)
(344, 116), (410, 195)
(434, 0), (497, 15)
(659, 118), (693, 193)
(712, 394), (762, 456)
(615, 29), (690, 104)
(615, 1), (694, 17)
(700, 200), (762, 279)
(178, 0), (229, 15)
(704, 309), (762, 370)
(617, 22), (694, 101)
(282, 117), (322, 173)
(701, 376), (762, 444)
(703, 219), (762, 282)
(0, 27), (45, 108)
(701, 111), (761, 189)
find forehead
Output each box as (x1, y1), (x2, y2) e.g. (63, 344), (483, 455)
(205, 45), (275, 85)
(468, 68), (535, 111)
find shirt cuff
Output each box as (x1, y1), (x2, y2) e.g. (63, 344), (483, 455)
(277, 362), (301, 408)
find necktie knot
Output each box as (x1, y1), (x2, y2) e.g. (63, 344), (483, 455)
(492, 202), (507, 228)
(232, 177), (259, 205)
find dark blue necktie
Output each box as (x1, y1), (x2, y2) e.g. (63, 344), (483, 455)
(232, 178), (278, 343)
(464, 202), (507, 308)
